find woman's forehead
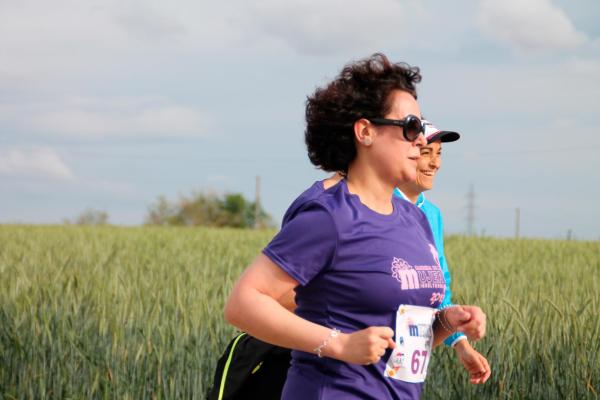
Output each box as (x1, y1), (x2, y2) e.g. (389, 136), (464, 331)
(422, 141), (442, 151)
(386, 90), (420, 117)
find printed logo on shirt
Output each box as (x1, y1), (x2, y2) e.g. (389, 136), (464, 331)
(428, 244), (440, 267)
(390, 247), (445, 291)
(429, 292), (444, 305)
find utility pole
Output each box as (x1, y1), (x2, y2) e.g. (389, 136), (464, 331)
(254, 175), (261, 229)
(466, 184), (475, 236)
(515, 207), (520, 239)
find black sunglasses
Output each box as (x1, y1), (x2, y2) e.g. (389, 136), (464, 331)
(369, 114), (424, 142)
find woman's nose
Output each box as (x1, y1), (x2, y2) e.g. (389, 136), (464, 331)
(430, 155), (441, 169)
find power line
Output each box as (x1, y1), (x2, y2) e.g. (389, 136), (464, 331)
(457, 145), (600, 157)
(60, 150), (305, 162)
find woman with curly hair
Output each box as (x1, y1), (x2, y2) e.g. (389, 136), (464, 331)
(224, 53), (486, 399)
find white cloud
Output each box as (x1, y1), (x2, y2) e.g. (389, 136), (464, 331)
(11, 96), (210, 138)
(0, 0), (429, 84)
(0, 148), (75, 180)
(477, 0), (587, 53)
(421, 57), (600, 120)
(238, 0), (425, 55)
(112, 2), (188, 41)
(0, 1), (130, 86)
(0, 0), (233, 87)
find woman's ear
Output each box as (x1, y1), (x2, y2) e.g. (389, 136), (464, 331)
(354, 118), (374, 147)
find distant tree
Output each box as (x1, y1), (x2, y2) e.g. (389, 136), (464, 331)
(244, 198), (272, 229)
(145, 191), (273, 228)
(65, 208), (109, 225)
(221, 193), (247, 228)
(145, 195), (177, 226)
(177, 191), (224, 226)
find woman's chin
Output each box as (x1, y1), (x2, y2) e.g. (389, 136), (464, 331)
(416, 176), (434, 192)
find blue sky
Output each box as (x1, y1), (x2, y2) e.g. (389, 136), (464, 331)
(1, 0), (599, 239)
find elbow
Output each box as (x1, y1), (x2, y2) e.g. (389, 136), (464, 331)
(224, 289), (244, 328)
(223, 295), (237, 326)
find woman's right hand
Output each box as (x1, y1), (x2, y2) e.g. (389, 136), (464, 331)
(329, 326), (395, 365)
(443, 305), (486, 341)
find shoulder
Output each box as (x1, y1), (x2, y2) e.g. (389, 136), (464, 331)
(281, 181), (326, 226)
(422, 197), (441, 213)
(271, 185), (342, 248)
(281, 183), (343, 231)
(264, 199), (338, 286)
(421, 198), (443, 223)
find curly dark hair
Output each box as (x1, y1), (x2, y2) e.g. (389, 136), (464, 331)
(305, 53), (422, 173)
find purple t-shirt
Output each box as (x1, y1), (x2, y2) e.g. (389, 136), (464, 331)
(263, 180), (445, 400)
(281, 180), (324, 227)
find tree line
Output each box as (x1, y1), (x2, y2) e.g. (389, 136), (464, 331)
(145, 191), (273, 228)
(66, 191), (273, 228)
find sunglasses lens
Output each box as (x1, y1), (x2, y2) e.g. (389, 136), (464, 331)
(404, 116), (423, 141)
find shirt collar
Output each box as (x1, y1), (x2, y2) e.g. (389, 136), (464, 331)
(394, 188), (426, 208)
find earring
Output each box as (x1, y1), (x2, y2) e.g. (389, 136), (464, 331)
(363, 138), (372, 146)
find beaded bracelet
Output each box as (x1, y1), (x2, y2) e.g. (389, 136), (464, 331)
(314, 328), (341, 358)
(436, 308), (455, 333)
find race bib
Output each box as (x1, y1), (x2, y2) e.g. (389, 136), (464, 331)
(384, 305), (436, 383)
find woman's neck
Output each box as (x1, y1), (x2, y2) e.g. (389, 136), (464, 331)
(345, 165), (395, 215)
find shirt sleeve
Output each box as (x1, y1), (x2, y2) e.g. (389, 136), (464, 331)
(436, 211), (467, 347)
(263, 203), (337, 286)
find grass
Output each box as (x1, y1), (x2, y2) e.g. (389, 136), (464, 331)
(0, 225), (598, 399)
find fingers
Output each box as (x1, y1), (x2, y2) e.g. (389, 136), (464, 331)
(378, 327), (396, 350)
(387, 337), (396, 349)
(444, 306), (472, 330)
(377, 326), (395, 339)
(478, 355), (491, 383)
(470, 367), (490, 384)
(371, 326), (395, 350)
(456, 341), (491, 385)
(460, 319), (486, 340)
(468, 354), (491, 384)
(363, 326), (395, 365)
(454, 307), (472, 325)
(455, 306), (486, 340)
(373, 326), (394, 357)
(369, 326), (394, 347)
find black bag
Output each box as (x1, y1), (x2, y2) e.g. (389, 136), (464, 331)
(207, 333), (292, 400)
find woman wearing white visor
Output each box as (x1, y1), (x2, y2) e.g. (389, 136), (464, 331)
(395, 120), (491, 384)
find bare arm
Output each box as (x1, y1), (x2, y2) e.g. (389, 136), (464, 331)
(454, 339), (491, 384)
(276, 289), (297, 312)
(224, 254), (395, 364)
(271, 172), (343, 312)
(224, 254), (329, 353)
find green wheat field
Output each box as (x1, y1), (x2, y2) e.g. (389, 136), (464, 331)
(1, 225), (598, 399)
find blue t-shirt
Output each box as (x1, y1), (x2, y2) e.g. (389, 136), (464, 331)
(263, 179), (445, 400)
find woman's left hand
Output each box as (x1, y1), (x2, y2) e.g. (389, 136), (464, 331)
(454, 340), (491, 384)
